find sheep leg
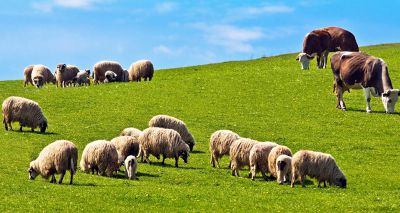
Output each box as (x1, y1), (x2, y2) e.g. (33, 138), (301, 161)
(291, 173), (297, 188)
(210, 154), (215, 167)
(19, 126), (23, 131)
(174, 156), (179, 168)
(31, 128), (34, 132)
(228, 161), (231, 169)
(70, 171), (74, 185)
(58, 171), (65, 184)
(50, 174), (56, 183)
(261, 171), (268, 181)
(300, 175), (305, 187)
(162, 155), (166, 165)
(323, 181), (326, 187)
(3, 118), (8, 131)
(8, 122), (13, 130)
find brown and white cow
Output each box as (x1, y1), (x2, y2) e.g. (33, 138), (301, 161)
(296, 30), (331, 70)
(331, 51), (399, 113)
(297, 27), (359, 70)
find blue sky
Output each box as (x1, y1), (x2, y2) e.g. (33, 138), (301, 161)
(0, 0), (399, 80)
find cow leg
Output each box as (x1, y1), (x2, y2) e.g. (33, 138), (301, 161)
(322, 51), (328, 68)
(316, 54), (321, 69)
(364, 88), (372, 113)
(335, 84), (346, 110)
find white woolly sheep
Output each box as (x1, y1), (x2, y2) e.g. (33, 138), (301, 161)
(249, 142), (278, 180)
(80, 140), (119, 177)
(55, 64), (80, 88)
(93, 61), (125, 84)
(124, 155), (138, 180)
(110, 136), (141, 165)
(267, 145), (292, 179)
(128, 60), (154, 82)
(291, 150), (347, 188)
(139, 127), (190, 167)
(73, 69), (90, 86)
(28, 140), (78, 184)
(31, 64), (56, 88)
(23, 65), (34, 87)
(229, 138), (259, 177)
(149, 114), (195, 151)
(276, 154), (292, 184)
(104, 70), (118, 83)
(2, 96), (48, 133)
(120, 127), (142, 137)
(209, 130), (240, 168)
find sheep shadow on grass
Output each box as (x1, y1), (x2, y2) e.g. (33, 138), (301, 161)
(190, 150), (205, 154)
(142, 161), (203, 170)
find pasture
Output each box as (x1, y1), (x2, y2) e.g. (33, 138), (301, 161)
(0, 43), (399, 211)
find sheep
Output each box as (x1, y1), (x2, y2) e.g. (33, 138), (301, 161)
(128, 60), (154, 82)
(120, 127), (142, 137)
(139, 127), (190, 168)
(80, 140), (119, 177)
(73, 69), (91, 86)
(23, 65), (34, 87)
(93, 61), (125, 84)
(31, 65), (56, 88)
(121, 70), (129, 82)
(149, 114), (196, 151)
(209, 130), (241, 168)
(249, 142), (278, 180)
(104, 70), (118, 83)
(229, 138), (259, 177)
(110, 136), (141, 165)
(267, 145), (292, 179)
(291, 150), (347, 188)
(55, 64), (80, 88)
(2, 96), (48, 133)
(28, 140), (78, 184)
(124, 155), (138, 180)
(276, 154), (292, 184)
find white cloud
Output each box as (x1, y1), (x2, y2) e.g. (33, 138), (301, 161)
(32, 2), (53, 13)
(153, 45), (173, 55)
(194, 23), (264, 53)
(54, 0), (92, 8)
(242, 5), (294, 15)
(155, 2), (177, 13)
(32, 0), (110, 12)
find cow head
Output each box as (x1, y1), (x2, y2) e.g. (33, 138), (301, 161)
(296, 53), (313, 70)
(381, 89), (400, 113)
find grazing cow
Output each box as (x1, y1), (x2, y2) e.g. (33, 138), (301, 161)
(296, 30), (331, 70)
(331, 51), (399, 113)
(297, 26), (359, 70)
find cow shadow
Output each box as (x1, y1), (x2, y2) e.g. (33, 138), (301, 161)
(346, 107), (399, 115)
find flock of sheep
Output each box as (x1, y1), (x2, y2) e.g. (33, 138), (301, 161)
(24, 59), (154, 88)
(2, 95), (346, 188)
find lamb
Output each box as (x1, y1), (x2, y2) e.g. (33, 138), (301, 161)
(149, 115), (196, 151)
(28, 140), (78, 184)
(93, 61), (125, 84)
(31, 65), (56, 88)
(23, 65), (34, 87)
(73, 69), (91, 86)
(104, 70), (118, 83)
(249, 142), (278, 180)
(139, 127), (190, 168)
(229, 138), (259, 177)
(276, 154), (292, 184)
(209, 130), (240, 168)
(124, 155), (138, 180)
(267, 145), (292, 179)
(128, 60), (154, 82)
(120, 127), (142, 137)
(80, 140), (119, 177)
(55, 64), (80, 88)
(110, 136), (141, 165)
(2, 96), (48, 133)
(291, 150), (347, 188)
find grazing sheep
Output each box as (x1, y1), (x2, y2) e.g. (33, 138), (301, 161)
(55, 64), (80, 88)
(267, 145), (292, 179)
(124, 155), (138, 180)
(73, 69), (91, 86)
(120, 127), (142, 137)
(28, 140), (78, 184)
(249, 142), (278, 180)
(2, 96), (48, 133)
(209, 130), (241, 168)
(128, 60), (154, 82)
(93, 61), (124, 84)
(31, 65), (56, 88)
(291, 150), (347, 188)
(110, 136), (141, 165)
(80, 140), (119, 177)
(149, 115), (195, 151)
(139, 127), (190, 168)
(104, 70), (118, 83)
(276, 154), (292, 184)
(23, 65), (34, 87)
(229, 138), (259, 177)
(122, 70), (129, 82)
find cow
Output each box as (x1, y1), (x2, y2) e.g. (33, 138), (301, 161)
(297, 26), (359, 70)
(331, 51), (399, 113)
(296, 30), (331, 70)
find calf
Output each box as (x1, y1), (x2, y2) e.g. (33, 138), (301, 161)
(331, 51), (399, 113)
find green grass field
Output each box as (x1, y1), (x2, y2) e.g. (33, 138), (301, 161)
(1, 43), (400, 212)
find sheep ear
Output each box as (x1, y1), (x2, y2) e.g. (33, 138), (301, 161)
(295, 56), (299, 61)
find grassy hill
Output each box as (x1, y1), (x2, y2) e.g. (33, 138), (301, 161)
(1, 43), (400, 211)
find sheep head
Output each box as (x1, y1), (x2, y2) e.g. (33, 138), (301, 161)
(28, 161), (39, 180)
